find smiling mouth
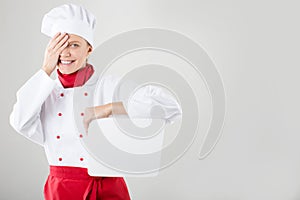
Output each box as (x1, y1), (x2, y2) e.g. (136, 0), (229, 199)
(59, 60), (75, 65)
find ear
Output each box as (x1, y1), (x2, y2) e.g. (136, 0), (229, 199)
(87, 45), (93, 56)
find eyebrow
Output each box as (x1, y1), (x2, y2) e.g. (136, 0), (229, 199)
(68, 40), (81, 43)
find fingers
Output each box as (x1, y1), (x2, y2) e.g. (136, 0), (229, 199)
(42, 32), (70, 75)
(48, 32), (62, 49)
(83, 107), (91, 134)
(83, 116), (92, 135)
(83, 107), (98, 135)
(52, 32), (61, 40)
(83, 119), (89, 135)
(53, 34), (69, 53)
(48, 32), (68, 50)
(46, 32), (60, 47)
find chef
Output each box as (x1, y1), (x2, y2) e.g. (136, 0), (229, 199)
(9, 3), (182, 200)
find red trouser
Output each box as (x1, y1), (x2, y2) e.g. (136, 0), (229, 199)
(44, 166), (131, 200)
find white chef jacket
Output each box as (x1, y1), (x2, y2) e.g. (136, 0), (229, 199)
(9, 67), (182, 169)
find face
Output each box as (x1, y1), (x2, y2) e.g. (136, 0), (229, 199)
(57, 34), (92, 74)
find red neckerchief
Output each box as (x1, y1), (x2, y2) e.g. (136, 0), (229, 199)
(57, 64), (94, 88)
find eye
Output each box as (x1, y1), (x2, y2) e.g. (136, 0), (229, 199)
(70, 43), (80, 48)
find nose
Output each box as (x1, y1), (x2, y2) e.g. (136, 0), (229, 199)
(60, 47), (71, 57)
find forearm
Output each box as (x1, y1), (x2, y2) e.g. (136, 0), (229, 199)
(111, 102), (127, 115)
(92, 102), (127, 119)
(105, 102), (128, 116)
(83, 102), (128, 132)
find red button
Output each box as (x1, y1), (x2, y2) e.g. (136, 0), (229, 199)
(58, 113), (62, 116)
(56, 135), (60, 139)
(80, 112), (84, 116)
(80, 158), (84, 161)
(79, 134), (83, 138)
(84, 92), (88, 96)
(58, 157), (62, 161)
(60, 93), (64, 97)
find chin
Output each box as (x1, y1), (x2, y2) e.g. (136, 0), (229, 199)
(58, 66), (79, 75)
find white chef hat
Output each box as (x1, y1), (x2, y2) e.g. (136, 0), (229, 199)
(41, 4), (96, 47)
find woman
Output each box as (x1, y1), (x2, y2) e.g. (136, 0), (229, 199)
(10, 3), (181, 200)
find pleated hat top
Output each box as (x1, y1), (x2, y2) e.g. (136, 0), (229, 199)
(41, 4), (96, 47)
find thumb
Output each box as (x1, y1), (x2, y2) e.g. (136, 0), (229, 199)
(83, 119), (90, 136)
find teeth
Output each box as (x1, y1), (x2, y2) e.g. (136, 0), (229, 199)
(61, 60), (72, 64)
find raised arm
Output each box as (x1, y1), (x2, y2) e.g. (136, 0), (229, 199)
(9, 32), (69, 145)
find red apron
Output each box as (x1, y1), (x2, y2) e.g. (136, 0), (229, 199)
(44, 166), (131, 200)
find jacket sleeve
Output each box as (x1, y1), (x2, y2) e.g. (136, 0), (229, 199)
(124, 84), (182, 124)
(101, 75), (182, 124)
(9, 69), (56, 146)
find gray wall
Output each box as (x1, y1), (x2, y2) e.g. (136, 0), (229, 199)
(2, 0), (300, 199)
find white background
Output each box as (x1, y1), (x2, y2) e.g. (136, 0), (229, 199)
(1, 0), (300, 199)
